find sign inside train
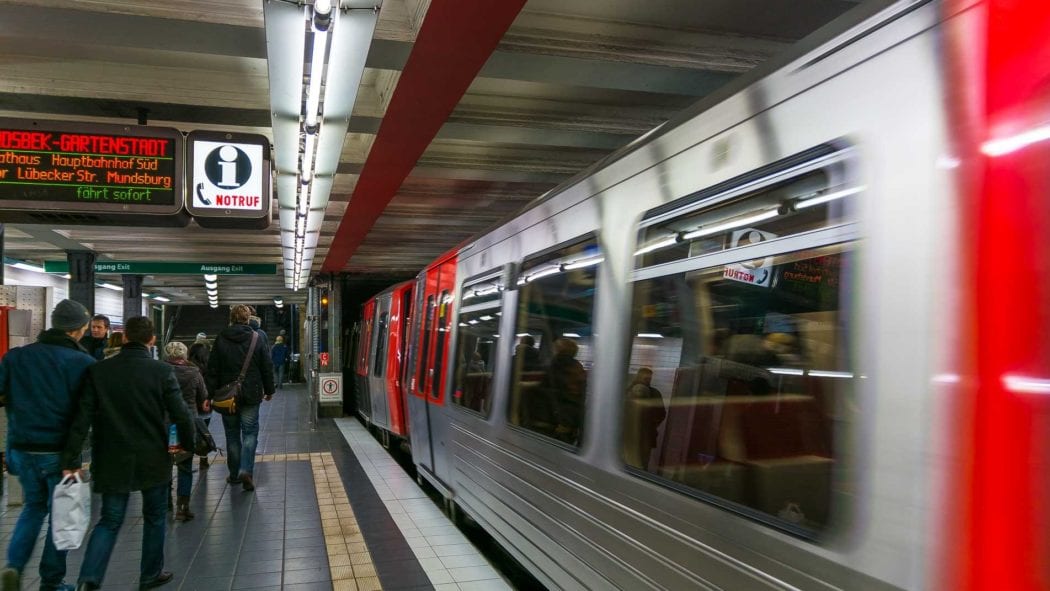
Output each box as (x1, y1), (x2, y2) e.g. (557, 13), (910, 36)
(0, 117), (183, 217)
(187, 131), (270, 220)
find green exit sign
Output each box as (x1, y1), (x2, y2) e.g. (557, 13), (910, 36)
(43, 261), (277, 275)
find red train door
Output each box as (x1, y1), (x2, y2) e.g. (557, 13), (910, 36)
(408, 251), (458, 483)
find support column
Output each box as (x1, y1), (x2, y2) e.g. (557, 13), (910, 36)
(67, 251), (96, 312)
(122, 274), (143, 322)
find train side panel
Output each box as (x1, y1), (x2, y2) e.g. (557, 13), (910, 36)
(436, 3), (956, 589)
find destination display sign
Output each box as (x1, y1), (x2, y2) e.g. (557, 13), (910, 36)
(43, 261), (277, 275)
(0, 118), (183, 216)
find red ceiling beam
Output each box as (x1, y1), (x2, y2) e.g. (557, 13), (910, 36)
(322, 0), (528, 272)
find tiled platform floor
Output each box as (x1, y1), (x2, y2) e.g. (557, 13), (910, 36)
(0, 384), (513, 591)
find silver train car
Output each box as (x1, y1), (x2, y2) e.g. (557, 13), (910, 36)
(353, 1), (1050, 588)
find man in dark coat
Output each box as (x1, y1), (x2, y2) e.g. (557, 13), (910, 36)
(77, 314), (110, 361)
(206, 304), (274, 492)
(0, 299), (95, 591)
(62, 316), (193, 591)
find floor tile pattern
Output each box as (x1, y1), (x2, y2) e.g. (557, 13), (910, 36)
(1, 385), (512, 591)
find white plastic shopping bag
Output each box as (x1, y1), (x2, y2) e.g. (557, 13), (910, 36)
(51, 473), (91, 550)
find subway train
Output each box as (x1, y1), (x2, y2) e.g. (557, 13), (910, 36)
(350, 1), (1050, 589)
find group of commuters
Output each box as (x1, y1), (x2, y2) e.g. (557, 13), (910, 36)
(0, 301), (284, 591)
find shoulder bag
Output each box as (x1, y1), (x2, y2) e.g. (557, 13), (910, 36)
(211, 331), (258, 416)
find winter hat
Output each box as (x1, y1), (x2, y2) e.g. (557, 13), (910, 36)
(51, 299), (91, 332)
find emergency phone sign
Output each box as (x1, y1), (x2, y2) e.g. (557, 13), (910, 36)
(186, 131), (270, 220)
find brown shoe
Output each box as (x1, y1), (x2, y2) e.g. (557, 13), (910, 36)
(241, 474), (255, 491)
(174, 496), (194, 522)
(139, 571), (173, 590)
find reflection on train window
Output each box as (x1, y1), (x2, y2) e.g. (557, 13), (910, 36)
(432, 290), (451, 400)
(509, 239), (601, 447)
(416, 295), (435, 395)
(452, 277), (504, 415)
(624, 242), (853, 533)
(373, 312), (388, 377)
(635, 156), (855, 269)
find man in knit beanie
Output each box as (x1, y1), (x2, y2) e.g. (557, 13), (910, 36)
(1, 299), (96, 591)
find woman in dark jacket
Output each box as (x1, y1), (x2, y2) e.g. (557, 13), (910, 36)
(164, 341), (207, 521)
(187, 341), (212, 470)
(205, 305), (274, 492)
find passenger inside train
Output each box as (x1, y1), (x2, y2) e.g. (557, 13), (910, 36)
(624, 167), (855, 532)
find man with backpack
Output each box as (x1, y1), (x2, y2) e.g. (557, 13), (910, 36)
(206, 304), (274, 492)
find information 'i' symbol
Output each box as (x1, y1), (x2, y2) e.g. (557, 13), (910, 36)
(204, 145), (252, 189)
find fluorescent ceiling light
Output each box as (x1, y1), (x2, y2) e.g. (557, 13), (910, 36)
(808, 370), (854, 378)
(10, 262), (45, 273)
(637, 333), (664, 338)
(794, 186), (864, 210)
(681, 208), (780, 241)
(152, 296), (171, 303)
(635, 235), (679, 257)
(981, 124), (1050, 157)
(99, 283), (122, 291)
(562, 256), (604, 271)
(562, 332), (581, 338)
(1002, 374), (1050, 394)
(203, 274), (218, 282)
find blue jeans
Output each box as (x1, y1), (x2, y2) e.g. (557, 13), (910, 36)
(5, 450), (68, 588)
(77, 482), (168, 587)
(274, 364), (285, 388)
(175, 456), (193, 497)
(221, 403), (259, 477)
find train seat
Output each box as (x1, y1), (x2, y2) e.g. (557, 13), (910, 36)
(727, 395), (832, 525)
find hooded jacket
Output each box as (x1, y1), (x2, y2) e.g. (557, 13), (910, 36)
(0, 329), (95, 452)
(205, 323), (274, 406)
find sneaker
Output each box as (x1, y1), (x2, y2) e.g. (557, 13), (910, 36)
(225, 474), (241, 485)
(240, 473), (255, 492)
(1, 568), (20, 591)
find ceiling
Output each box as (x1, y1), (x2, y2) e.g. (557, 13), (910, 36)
(0, 0), (864, 305)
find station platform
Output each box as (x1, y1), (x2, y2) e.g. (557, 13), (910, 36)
(0, 384), (513, 591)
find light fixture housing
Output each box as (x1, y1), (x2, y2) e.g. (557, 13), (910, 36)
(265, 0), (380, 290)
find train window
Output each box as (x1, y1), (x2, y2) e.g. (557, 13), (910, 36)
(373, 312), (388, 377)
(452, 275), (504, 415)
(399, 288), (413, 390)
(624, 242), (854, 534)
(635, 148), (856, 270)
(508, 238), (602, 447)
(432, 290), (451, 399)
(417, 294), (435, 395)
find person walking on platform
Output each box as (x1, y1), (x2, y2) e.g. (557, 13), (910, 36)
(248, 314), (270, 345)
(271, 335), (289, 390)
(78, 314), (110, 361)
(62, 316), (193, 591)
(164, 341), (209, 521)
(207, 304), (274, 492)
(188, 341), (212, 470)
(0, 300), (95, 591)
